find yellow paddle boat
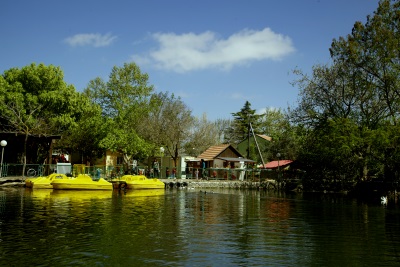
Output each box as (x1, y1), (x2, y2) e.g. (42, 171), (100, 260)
(112, 175), (165, 190)
(51, 174), (113, 190)
(25, 173), (69, 189)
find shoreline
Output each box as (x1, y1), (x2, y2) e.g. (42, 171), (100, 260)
(0, 176), (277, 190)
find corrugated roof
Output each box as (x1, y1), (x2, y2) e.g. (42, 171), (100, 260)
(198, 144), (230, 160)
(262, 160), (293, 169)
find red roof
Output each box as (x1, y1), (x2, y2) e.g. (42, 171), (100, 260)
(262, 160), (293, 169)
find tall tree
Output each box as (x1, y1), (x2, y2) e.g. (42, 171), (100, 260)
(0, 63), (85, 176)
(291, 0), (400, 182)
(330, 0), (400, 126)
(183, 113), (222, 157)
(84, 63), (155, 163)
(139, 92), (194, 167)
(214, 118), (232, 144)
(224, 101), (262, 146)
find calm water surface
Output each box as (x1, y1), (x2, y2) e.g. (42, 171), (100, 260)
(0, 187), (399, 266)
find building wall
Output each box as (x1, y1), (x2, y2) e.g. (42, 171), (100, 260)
(219, 148), (242, 158)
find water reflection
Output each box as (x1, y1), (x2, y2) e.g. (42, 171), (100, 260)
(0, 188), (399, 266)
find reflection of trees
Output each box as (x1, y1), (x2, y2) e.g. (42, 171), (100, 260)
(1, 188), (397, 266)
(174, 190), (294, 261)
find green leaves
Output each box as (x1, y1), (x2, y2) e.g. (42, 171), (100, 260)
(225, 101), (262, 145)
(84, 62), (155, 160)
(0, 63), (91, 173)
(0, 63), (83, 135)
(291, 0), (400, 182)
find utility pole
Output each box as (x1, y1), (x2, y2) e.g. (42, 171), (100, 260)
(247, 114), (250, 159)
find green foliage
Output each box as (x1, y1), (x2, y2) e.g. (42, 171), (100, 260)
(139, 92), (194, 166)
(225, 101), (262, 145)
(0, 63), (87, 174)
(292, 0), (400, 183)
(259, 108), (300, 162)
(2, 64), (86, 132)
(84, 62), (155, 160)
(56, 100), (107, 161)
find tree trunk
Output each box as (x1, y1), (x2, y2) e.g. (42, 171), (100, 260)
(46, 140), (54, 176)
(22, 133), (28, 178)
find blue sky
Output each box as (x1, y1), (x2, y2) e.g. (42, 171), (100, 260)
(1, 0), (380, 121)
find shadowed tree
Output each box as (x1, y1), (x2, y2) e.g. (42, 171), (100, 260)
(0, 63), (86, 176)
(291, 0), (400, 182)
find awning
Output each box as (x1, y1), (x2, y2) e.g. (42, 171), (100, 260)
(216, 157), (256, 163)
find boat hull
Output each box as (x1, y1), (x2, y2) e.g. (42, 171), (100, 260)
(113, 175), (165, 190)
(25, 174), (69, 189)
(51, 175), (112, 190)
(52, 183), (112, 190)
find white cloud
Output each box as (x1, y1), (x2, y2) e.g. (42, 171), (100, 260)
(132, 28), (295, 72)
(64, 33), (117, 47)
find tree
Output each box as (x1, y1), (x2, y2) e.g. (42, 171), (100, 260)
(259, 108), (301, 162)
(225, 101), (262, 147)
(330, 0), (400, 126)
(213, 118), (232, 144)
(291, 0), (400, 183)
(183, 113), (222, 157)
(139, 92), (194, 168)
(56, 100), (106, 164)
(84, 63), (155, 165)
(0, 63), (85, 176)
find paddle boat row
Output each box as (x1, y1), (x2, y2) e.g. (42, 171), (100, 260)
(26, 173), (165, 190)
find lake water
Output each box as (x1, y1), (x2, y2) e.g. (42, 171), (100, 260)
(0, 187), (399, 266)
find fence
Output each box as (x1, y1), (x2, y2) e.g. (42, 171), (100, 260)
(0, 163), (148, 180)
(2, 164), (51, 177)
(0, 163), (287, 182)
(162, 167), (280, 182)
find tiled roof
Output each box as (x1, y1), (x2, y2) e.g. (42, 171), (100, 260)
(198, 144), (230, 160)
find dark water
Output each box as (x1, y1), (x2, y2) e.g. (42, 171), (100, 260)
(0, 188), (399, 267)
